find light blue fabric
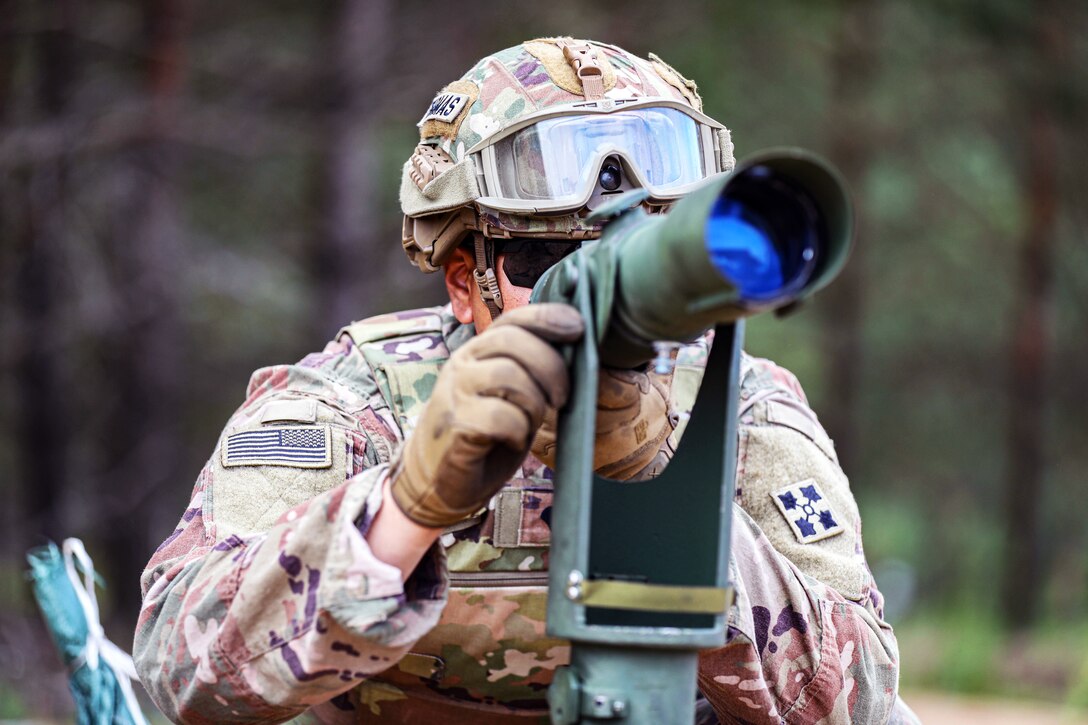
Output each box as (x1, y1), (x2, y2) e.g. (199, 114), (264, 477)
(27, 541), (143, 725)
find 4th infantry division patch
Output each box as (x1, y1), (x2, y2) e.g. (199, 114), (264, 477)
(771, 479), (844, 544)
(221, 425), (332, 469)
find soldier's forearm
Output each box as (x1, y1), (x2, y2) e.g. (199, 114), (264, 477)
(366, 475), (445, 581)
(135, 468), (449, 721)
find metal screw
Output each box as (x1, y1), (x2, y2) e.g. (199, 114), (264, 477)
(566, 570), (585, 602)
(612, 700), (627, 716)
(593, 695), (607, 708)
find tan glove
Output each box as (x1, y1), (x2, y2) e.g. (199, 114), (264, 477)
(391, 303), (584, 528)
(531, 366), (674, 481)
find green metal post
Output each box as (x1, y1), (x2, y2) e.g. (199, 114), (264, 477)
(531, 149), (855, 724)
(538, 250), (743, 725)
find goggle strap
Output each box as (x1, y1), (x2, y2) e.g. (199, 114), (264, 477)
(716, 127), (735, 173)
(472, 234), (503, 320)
(479, 219), (602, 242)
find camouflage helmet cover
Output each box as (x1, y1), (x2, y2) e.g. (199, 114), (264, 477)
(401, 38), (735, 272)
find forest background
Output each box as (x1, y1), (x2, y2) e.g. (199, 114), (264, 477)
(1, 0), (1086, 719)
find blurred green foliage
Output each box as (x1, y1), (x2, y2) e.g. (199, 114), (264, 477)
(898, 614), (1088, 705)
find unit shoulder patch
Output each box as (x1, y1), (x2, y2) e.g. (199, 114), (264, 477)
(770, 479), (844, 544)
(222, 425), (332, 469)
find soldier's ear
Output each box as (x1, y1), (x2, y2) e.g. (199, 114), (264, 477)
(444, 246), (476, 325)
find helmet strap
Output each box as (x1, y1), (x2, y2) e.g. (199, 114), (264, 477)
(472, 234), (503, 320)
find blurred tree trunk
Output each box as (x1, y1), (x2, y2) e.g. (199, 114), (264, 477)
(820, 0), (879, 475)
(13, 0), (79, 546)
(99, 0), (190, 623)
(0, 0), (15, 560)
(310, 0), (392, 335)
(1002, 2), (1063, 629)
(0, 0), (16, 119)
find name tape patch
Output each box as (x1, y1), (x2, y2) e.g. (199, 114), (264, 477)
(771, 479), (844, 544)
(222, 425), (332, 469)
(419, 92), (471, 126)
(260, 399), (318, 424)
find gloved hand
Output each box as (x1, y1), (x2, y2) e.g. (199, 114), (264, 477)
(531, 366), (674, 481)
(391, 303), (584, 528)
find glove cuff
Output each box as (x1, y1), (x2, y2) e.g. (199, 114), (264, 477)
(389, 447), (487, 529)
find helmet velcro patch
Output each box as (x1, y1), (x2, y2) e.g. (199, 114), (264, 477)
(419, 79), (479, 141)
(399, 156), (480, 218)
(419, 92), (470, 125)
(524, 38), (616, 97)
(647, 52), (702, 111)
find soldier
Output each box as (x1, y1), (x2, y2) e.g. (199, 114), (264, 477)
(134, 39), (916, 724)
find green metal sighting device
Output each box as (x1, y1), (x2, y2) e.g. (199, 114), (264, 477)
(530, 149), (854, 724)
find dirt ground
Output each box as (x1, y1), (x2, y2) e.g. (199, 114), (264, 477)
(904, 690), (1088, 724)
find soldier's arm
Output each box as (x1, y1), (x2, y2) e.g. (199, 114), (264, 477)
(698, 504), (901, 723)
(134, 349), (448, 723)
(136, 466), (446, 723)
(365, 477), (444, 579)
(134, 304), (580, 723)
(695, 356), (904, 723)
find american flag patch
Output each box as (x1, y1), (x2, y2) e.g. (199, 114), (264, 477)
(221, 425), (331, 469)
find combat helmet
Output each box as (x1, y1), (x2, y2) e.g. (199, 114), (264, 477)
(401, 37), (735, 317)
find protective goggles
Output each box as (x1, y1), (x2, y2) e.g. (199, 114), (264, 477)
(470, 98), (728, 214)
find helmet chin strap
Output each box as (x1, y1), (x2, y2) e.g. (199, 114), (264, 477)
(472, 233), (504, 320)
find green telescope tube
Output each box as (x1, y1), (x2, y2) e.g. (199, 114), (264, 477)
(533, 149), (854, 368)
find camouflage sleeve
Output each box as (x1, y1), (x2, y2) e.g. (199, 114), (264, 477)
(687, 353), (905, 722)
(698, 505), (900, 723)
(734, 356), (871, 603)
(135, 468), (446, 722)
(134, 341), (447, 723)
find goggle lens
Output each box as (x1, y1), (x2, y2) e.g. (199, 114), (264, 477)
(495, 107), (707, 205)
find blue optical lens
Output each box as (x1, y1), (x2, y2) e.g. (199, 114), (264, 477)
(705, 165), (822, 303)
(705, 200), (787, 299)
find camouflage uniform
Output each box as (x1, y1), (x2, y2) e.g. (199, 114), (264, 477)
(135, 305), (913, 724)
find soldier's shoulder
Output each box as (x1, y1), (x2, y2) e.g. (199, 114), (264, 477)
(669, 340), (810, 407)
(337, 305), (454, 369)
(234, 309), (450, 424)
(739, 352), (808, 406)
(339, 306), (447, 345)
